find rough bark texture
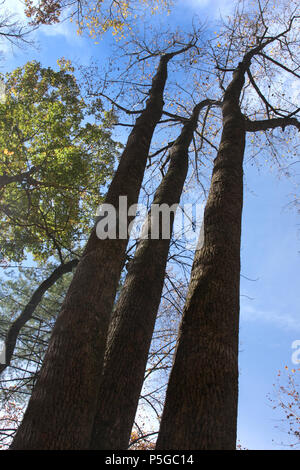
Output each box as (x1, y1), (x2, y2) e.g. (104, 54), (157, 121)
(156, 63), (248, 450)
(89, 101), (212, 450)
(0, 259), (79, 376)
(10, 54), (172, 450)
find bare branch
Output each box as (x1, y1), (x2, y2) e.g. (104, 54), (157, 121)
(0, 259), (79, 376)
(245, 115), (300, 132)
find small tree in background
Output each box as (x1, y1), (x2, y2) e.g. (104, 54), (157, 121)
(269, 367), (300, 449)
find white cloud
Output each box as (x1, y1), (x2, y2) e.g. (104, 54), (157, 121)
(39, 19), (78, 42)
(0, 0), (82, 58)
(0, 0), (26, 55)
(2, 0), (26, 18)
(241, 303), (300, 332)
(1, 0), (77, 40)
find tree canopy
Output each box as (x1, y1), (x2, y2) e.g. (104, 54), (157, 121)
(0, 60), (118, 262)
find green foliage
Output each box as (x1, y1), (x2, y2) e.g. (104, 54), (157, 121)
(0, 61), (119, 262)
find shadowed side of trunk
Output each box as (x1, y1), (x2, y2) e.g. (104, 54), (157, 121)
(10, 53), (173, 451)
(89, 101), (213, 450)
(156, 62), (248, 450)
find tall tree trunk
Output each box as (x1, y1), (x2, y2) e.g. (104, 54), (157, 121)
(89, 100), (214, 450)
(156, 61), (249, 450)
(10, 53), (175, 451)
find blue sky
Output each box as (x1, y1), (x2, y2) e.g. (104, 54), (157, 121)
(1, 0), (299, 450)
(238, 160), (300, 449)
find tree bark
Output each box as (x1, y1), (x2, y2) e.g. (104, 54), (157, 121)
(155, 35), (300, 449)
(10, 53), (174, 450)
(156, 61), (248, 450)
(89, 100), (215, 450)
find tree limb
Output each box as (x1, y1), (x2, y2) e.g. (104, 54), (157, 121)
(0, 167), (38, 190)
(245, 115), (300, 132)
(0, 259), (79, 376)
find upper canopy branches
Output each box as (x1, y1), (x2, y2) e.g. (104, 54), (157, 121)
(210, 0), (299, 119)
(24, 0), (172, 39)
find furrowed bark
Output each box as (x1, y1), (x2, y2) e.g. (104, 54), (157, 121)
(155, 33), (299, 449)
(89, 100), (214, 450)
(10, 53), (175, 450)
(0, 259), (79, 376)
(156, 60), (249, 450)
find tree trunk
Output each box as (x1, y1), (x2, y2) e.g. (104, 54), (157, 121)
(89, 100), (213, 450)
(10, 54), (172, 450)
(156, 62), (248, 450)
